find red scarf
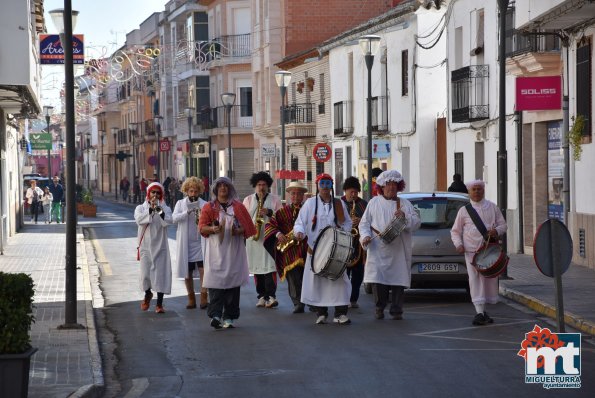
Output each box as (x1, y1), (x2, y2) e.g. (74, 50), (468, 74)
(199, 200), (256, 239)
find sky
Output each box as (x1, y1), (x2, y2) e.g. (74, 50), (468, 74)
(41, 0), (165, 108)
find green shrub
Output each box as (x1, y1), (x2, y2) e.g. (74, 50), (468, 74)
(82, 189), (94, 205)
(0, 273), (35, 354)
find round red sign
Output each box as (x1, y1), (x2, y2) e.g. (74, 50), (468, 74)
(313, 143), (332, 162)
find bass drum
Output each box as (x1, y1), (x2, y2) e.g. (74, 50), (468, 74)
(311, 226), (354, 281)
(472, 242), (509, 278)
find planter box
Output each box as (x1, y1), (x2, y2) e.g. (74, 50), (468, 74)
(83, 204), (97, 217)
(76, 202), (84, 214)
(0, 347), (38, 398)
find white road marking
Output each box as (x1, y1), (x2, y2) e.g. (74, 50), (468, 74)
(123, 378), (149, 398)
(88, 228), (112, 276)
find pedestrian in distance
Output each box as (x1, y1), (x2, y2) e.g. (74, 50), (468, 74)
(450, 179), (507, 326)
(448, 173), (468, 194)
(173, 177), (208, 310)
(41, 186), (53, 224)
(294, 173), (353, 325)
(341, 176), (368, 309)
(25, 179), (44, 224)
(48, 176), (64, 223)
(199, 177), (256, 330)
(263, 181), (309, 314)
(169, 178), (180, 209)
(120, 176), (131, 202)
(243, 172), (282, 308)
(359, 170), (421, 320)
(134, 182), (173, 314)
(133, 176), (141, 204)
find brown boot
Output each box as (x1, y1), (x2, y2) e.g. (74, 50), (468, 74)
(199, 289), (208, 309)
(185, 278), (196, 309)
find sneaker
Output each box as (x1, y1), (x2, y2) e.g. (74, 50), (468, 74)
(391, 313), (403, 320)
(483, 311), (494, 324)
(375, 308), (385, 320)
(350, 301), (359, 309)
(141, 292), (153, 311)
(315, 315), (327, 325)
(265, 297), (279, 308)
(210, 317), (222, 330)
(256, 297), (266, 307)
(155, 305), (165, 314)
(472, 312), (488, 326)
(222, 319), (234, 329)
(293, 304), (305, 314)
(333, 315), (351, 325)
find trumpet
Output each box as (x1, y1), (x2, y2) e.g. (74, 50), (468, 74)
(276, 230), (297, 252)
(154, 205), (163, 215)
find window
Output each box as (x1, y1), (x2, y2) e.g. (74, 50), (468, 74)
(401, 50), (409, 96)
(577, 37), (592, 138)
(454, 152), (464, 180)
(240, 87), (253, 117)
(196, 76), (209, 111)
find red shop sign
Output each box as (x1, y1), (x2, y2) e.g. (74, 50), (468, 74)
(516, 76), (561, 111)
(312, 143), (332, 162)
(276, 170), (306, 180)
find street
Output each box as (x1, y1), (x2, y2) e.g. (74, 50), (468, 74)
(84, 199), (594, 398)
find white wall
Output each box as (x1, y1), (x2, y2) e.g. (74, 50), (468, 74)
(515, 0), (565, 29)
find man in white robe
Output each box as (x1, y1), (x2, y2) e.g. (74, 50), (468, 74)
(359, 170), (421, 320)
(135, 182), (173, 314)
(294, 174), (353, 325)
(450, 179), (507, 326)
(243, 172), (282, 308)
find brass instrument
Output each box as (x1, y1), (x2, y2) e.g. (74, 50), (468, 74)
(348, 200), (363, 266)
(151, 197), (164, 216)
(251, 194), (265, 241)
(275, 205), (301, 252)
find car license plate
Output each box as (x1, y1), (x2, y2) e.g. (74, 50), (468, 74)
(417, 263), (459, 273)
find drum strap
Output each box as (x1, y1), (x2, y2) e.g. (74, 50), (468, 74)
(333, 198), (345, 225)
(465, 204), (488, 240)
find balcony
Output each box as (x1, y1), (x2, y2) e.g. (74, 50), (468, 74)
(176, 34), (252, 74)
(451, 65), (489, 124)
(371, 95), (389, 132)
(505, 30), (562, 76)
(334, 101), (354, 136)
(284, 103), (314, 124)
(199, 105), (253, 130)
(210, 34), (251, 58)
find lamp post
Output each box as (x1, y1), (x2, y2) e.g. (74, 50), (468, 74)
(359, 35), (381, 200)
(154, 116), (163, 182)
(220, 94), (236, 180)
(275, 71), (292, 196)
(85, 132), (91, 191)
(49, 4), (82, 328)
(184, 107), (194, 178)
(111, 127), (119, 200)
(128, 123), (137, 182)
(43, 105), (54, 178)
(100, 131), (105, 196)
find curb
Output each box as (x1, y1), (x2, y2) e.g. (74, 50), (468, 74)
(68, 229), (105, 398)
(499, 285), (595, 337)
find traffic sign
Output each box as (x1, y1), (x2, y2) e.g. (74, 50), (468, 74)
(533, 218), (573, 277)
(313, 143), (332, 162)
(159, 139), (171, 152)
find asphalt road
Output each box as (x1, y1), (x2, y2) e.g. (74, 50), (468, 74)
(83, 198), (595, 398)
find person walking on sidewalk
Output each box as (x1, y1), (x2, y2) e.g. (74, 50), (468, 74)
(243, 172), (282, 308)
(25, 179), (44, 224)
(448, 173), (468, 194)
(450, 179), (507, 326)
(48, 176), (64, 223)
(173, 177), (208, 310)
(135, 182), (173, 314)
(41, 186), (53, 223)
(133, 176), (141, 204)
(199, 177), (256, 330)
(120, 176), (131, 202)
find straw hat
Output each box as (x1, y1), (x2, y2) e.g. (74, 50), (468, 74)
(285, 181), (308, 193)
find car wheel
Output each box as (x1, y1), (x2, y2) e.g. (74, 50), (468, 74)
(364, 283), (372, 294)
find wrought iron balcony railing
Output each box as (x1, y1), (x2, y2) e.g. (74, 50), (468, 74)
(200, 105), (253, 129)
(283, 103), (314, 124)
(505, 29), (561, 58)
(451, 65), (489, 123)
(334, 101), (354, 136)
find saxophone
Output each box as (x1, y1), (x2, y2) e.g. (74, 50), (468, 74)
(251, 194), (265, 241)
(276, 205), (300, 252)
(348, 200), (363, 267)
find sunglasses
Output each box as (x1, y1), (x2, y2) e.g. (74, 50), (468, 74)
(318, 180), (333, 189)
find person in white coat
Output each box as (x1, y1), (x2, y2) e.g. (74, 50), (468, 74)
(360, 170), (421, 320)
(173, 177), (208, 310)
(450, 179), (507, 326)
(294, 173), (353, 325)
(25, 179), (44, 224)
(135, 182), (173, 314)
(243, 172), (282, 308)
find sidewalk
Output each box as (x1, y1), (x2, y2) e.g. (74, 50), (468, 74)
(0, 221), (103, 398)
(500, 253), (595, 336)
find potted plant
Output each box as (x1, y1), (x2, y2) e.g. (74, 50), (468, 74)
(569, 114), (586, 161)
(0, 272), (37, 398)
(82, 189), (97, 217)
(75, 183), (85, 214)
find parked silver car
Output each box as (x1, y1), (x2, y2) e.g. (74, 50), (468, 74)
(364, 192), (470, 293)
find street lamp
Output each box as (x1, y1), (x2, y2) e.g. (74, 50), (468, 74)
(220, 93), (236, 180)
(154, 116), (163, 182)
(43, 105), (54, 178)
(184, 107), (194, 178)
(99, 131), (105, 196)
(111, 127), (119, 200)
(49, 4), (82, 329)
(359, 35), (381, 200)
(128, 123), (137, 182)
(85, 132), (91, 191)
(275, 71), (292, 196)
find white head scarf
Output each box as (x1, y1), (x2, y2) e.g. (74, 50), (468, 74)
(376, 170), (403, 187)
(465, 179), (485, 191)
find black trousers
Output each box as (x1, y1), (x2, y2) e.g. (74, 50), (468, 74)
(31, 202), (40, 222)
(316, 305), (348, 317)
(372, 284), (405, 315)
(254, 272), (277, 299)
(207, 287), (241, 320)
(346, 261), (364, 303)
(286, 267), (304, 305)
